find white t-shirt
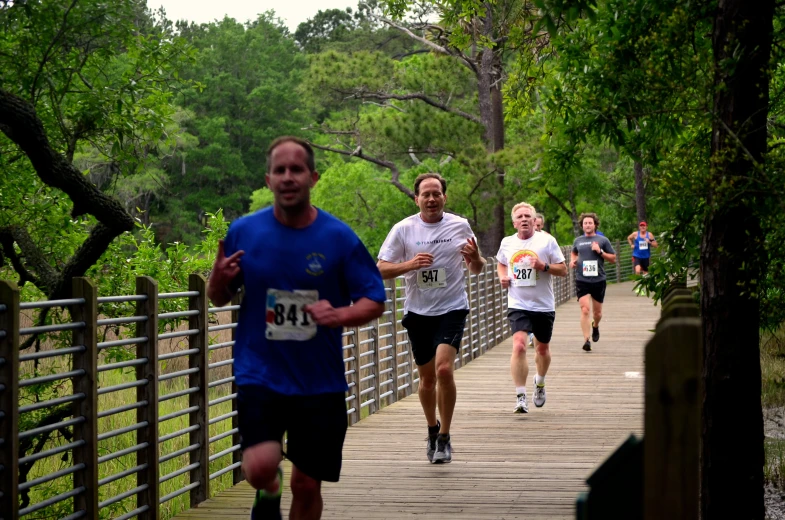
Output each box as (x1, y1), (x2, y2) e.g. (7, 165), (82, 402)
(496, 232), (565, 312)
(378, 213), (475, 316)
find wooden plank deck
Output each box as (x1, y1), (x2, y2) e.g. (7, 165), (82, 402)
(176, 282), (659, 519)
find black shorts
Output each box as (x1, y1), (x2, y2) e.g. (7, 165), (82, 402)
(633, 256), (650, 271)
(576, 280), (607, 303)
(238, 385), (348, 482)
(401, 309), (469, 366)
(507, 309), (556, 344)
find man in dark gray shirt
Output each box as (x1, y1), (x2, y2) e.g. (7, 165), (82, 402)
(570, 213), (616, 351)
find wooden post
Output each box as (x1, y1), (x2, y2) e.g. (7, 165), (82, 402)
(643, 294), (701, 520)
(369, 322), (380, 416)
(230, 289), (243, 485)
(189, 274), (210, 506)
(387, 280), (399, 403)
(71, 277), (99, 519)
(0, 281), (19, 520)
(346, 322), (361, 426)
(136, 276), (160, 518)
(615, 240), (622, 283)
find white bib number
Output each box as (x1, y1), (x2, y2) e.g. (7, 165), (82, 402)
(417, 268), (447, 289)
(265, 289), (318, 341)
(512, 260), (536, 287)
(583, 260), (599, 277)
(639, 240), (648, 250)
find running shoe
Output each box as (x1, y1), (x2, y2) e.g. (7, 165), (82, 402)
(432, 434), (452, 464)
(592, 321), (600, 342)
(582, 340), (592, 352)
(426, 420), (440, 462)
(527, 332), (534, 348)
(533, 384), (546, 408)
(514, 393), (529, 413)
(250, 466), (283, 520)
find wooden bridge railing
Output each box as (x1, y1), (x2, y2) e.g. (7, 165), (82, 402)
(0, 242), (636, 520)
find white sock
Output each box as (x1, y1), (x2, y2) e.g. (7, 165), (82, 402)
(516, 386), (527, 396)
(534, 374), (545, 386)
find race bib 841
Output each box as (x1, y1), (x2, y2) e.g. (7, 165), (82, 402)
(265, 289), (318, 341)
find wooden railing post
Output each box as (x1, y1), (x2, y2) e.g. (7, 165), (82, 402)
(0, 281), (20, 520)
(615, 240), (622, 283)
(346, 322), (361, 426)
(71, 277), (99, 519)
(387, 281), (399, 404)
(189, 274), (210, 506)
(136, 276), (160, 519)
(643, 288), (701, 520)
(230, 289), (243, 485)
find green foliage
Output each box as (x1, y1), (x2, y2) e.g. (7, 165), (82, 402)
(151, 14), (309, 243)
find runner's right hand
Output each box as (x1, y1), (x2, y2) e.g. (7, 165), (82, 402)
(211, 240), (244, 286)
(408, 253), (434, 270)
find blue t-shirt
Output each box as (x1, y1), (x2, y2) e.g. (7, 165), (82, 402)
(632, 230), (652, 259)
(223, 208), (386, 395)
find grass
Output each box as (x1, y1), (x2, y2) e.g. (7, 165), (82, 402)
(17, 311), (239, 520)
(761, 326), (785, 489)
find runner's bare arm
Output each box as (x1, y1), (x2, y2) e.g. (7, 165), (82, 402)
(377, 254), (433, 280)
(627, 231), (636, 246)
(461, 237), (486, 275)
(544, 261), (568, 277)
(648, 233), (659, 248)
(207, 240), (244, 307)
(570, 251), (579, 269)
(304, 298), (385, 328)
(497, 261), (511, 289)
(600, 251), (617, 264)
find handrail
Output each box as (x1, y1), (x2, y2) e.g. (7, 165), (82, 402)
(1, 243), (637, 520)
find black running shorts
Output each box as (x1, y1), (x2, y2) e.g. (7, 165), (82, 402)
(575, 280), (607, 303)
(238, 385), (348, 482)
(507, 309), (556, 344)
(633, 256), (650, 271)
(401, 309), (469, 366)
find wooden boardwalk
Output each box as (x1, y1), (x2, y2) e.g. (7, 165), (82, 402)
(176, 282), (659, 519)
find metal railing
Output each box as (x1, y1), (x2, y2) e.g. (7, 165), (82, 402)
(0, 244), (632, 519)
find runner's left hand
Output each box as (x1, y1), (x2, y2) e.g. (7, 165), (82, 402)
(461, 237), (481, 263)
(304, 300), (342, 328)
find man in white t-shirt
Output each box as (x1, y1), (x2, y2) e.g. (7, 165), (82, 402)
(377, 173), (486, 464)
(497, 202), (567, 413)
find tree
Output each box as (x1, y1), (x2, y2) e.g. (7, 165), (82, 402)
(0, 0), (188, 300)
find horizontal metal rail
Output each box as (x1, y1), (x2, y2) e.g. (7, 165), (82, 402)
(208, 393), (237, 407)
(96, 315), (147, 326)
(159, 406), (199, 423)
(158, 348), (199, 361)
(159, 367), (199, 382)
(160, 462), (200, 484)
(97, 336), (147, 350)
(19, 440), (85, 466)
(19, 298), (84, 310)
(98, 400), (147, 419)
(19, 322), (85, 335)
(209, 444), (240, 462)
(158, 291), (200, 299)
(159, 482), (200, 504)
(19, 345), (85, 362)
(159, 386), (199, 403)
(19, 393), (84, 414)
(159, 442), (200, 464)
(208, 410), (237, 425)
(114, 506), (149, 520)
(158, 309), (200, 320)
(208, 340), (235, 351)
(98, 442), (148, 464)
(18, 463), (85, 491)
(208, 304), (240, 313)
(209, 428), (239, 444)
(19, 417), (85, 441)
(159, 424), (199, 443)
(97, 379), (147, 396)
(19, 369), (85, 388)
(97, 421), (148, 441)
(97, 294), (146, 303)
(98, 463), (148, 487)
(18, 487), (85, 517)
(208, 376), (234, 389)
(208, 323), (236, 332)
(99, 484), (148, 509)
(158, 329), (199, 340)
(98, 358), (148, 372)
(210, 461), (242, 480)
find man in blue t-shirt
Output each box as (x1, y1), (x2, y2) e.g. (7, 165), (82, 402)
(207, 136), (385, 520)
(627, 221), (658, 275)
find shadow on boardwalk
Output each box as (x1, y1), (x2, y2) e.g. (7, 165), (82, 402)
(176, 282), (659, 520)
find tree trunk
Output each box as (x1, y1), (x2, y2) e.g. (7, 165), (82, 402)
(701, 1), (773, 518)
(634, 160), (646, 223)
